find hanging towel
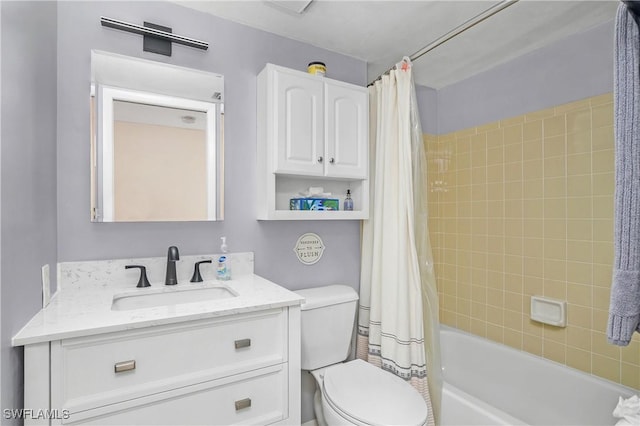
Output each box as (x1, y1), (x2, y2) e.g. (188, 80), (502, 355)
(608, 3), (640, 346)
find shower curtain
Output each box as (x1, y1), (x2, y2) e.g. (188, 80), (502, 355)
(356, 58), (442, 426)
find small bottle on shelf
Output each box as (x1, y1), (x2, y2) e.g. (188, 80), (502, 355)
(344, 190), (354, 211)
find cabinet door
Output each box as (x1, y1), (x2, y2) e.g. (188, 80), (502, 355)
(325, 83), (368, 179)
(274, 70), (324, 176)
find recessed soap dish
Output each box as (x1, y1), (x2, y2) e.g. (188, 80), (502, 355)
(531, 295), (567, 327)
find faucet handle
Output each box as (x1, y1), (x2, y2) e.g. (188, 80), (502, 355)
(125, 265), (151, 288)
(190, 260), (213, 283)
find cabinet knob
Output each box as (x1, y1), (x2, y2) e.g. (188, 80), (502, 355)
(317, 156), (323, 163)
(234, 338), (251, 349)
(235, 398), (252, 411)
(329, 157), (335, 164)
(114, 360), (136, 373)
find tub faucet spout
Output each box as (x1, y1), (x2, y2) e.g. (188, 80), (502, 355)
(165, 245), (180, 285)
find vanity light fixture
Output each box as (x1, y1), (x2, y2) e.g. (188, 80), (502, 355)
(100, 16), (209, 56)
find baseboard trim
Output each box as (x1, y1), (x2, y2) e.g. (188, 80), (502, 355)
(301, 420), (317, 426)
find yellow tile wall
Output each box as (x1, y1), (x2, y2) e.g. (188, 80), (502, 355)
(426, 93), (640, 390)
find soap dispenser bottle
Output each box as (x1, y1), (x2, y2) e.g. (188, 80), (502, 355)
(217, 237), (231, 281)
(344, 190), (354, 211)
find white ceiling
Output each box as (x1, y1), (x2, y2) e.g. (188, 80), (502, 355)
(174, 0), (619, 89)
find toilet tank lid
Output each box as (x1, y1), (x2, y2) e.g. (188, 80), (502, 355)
(294, 285), (358, 311)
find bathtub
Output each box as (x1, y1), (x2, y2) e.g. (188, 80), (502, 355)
(440, 326), (637, 426)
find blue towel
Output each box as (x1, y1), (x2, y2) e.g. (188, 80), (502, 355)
(608, 3), (640, 346)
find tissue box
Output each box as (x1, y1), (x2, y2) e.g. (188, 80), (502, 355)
(289, 198), (339, 211)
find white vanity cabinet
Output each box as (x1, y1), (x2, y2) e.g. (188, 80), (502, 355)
(23, 307), (300, 425)
(257, 63), (369, 220)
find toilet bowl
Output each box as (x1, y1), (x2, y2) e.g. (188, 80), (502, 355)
(310, 359), (428, 426)
(295, 285), (429, 426)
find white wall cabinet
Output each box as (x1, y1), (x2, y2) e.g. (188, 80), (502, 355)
(23, 308), (300, 425)
(258, 64), (369, 220)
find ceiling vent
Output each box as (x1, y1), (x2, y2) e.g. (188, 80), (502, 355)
(264, 0), (314, 15)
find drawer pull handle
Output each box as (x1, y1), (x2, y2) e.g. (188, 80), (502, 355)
(234, 338), (251, 349)
(235, 398), (251, 411)
(114, 360), (136, 373)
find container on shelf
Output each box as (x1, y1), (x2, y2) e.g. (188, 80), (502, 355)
(308, 61), (326, 76)
(290, 198), (339, 211)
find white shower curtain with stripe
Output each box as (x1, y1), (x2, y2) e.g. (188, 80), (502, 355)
(356, 59), (441, 426)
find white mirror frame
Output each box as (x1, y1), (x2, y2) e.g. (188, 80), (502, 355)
(98, 85), (218, 221)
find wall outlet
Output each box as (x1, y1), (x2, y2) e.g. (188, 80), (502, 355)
(41, 264), (51, 308)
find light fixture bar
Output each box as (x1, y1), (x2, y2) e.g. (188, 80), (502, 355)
(100, 16), (209, 51)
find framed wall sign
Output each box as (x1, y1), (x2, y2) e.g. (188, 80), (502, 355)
(294, 233), (325, 265)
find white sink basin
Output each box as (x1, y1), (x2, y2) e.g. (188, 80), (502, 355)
(111, 286), (237, 311)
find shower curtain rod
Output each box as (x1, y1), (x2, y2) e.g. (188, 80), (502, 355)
(369, 0), (519, 85)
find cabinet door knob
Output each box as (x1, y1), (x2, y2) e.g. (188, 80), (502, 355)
(234, 338), (251, 349)
(235, 398), (252, 411)
(329, 157), (335, 164)
(317, 156), (323, 163)
(114, 360), (136, 373)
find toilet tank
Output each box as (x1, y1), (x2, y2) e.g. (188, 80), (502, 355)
(295, 285), (359, 370)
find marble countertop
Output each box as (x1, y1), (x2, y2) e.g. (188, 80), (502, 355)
(12, 273), (304, 346)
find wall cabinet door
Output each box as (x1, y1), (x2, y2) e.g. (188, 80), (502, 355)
(274, 70), (324, 176)
(325, 83), (368, 179)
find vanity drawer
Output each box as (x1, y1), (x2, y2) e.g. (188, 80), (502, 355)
(53, 309), (286, 412)
(66, 364), (287, 425)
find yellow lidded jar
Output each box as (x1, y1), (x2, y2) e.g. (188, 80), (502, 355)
(308, 62), (326, 76)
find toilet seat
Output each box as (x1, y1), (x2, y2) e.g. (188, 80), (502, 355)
(321, 359), (428, 426)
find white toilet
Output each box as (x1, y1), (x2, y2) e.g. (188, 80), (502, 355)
(295, 285), (429, 426)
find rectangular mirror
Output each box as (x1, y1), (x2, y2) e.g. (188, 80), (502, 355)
(90, 51), (224, 222)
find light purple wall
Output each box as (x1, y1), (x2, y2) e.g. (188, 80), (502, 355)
(57, 0), (364, 288)
(56, 2), (365, 422)
(1, 1), (58, 417)
(436, 20), (614, 134)
(416, 84), (438, 134)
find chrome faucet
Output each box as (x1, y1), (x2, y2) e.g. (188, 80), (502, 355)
(165, 246), (180, 285)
